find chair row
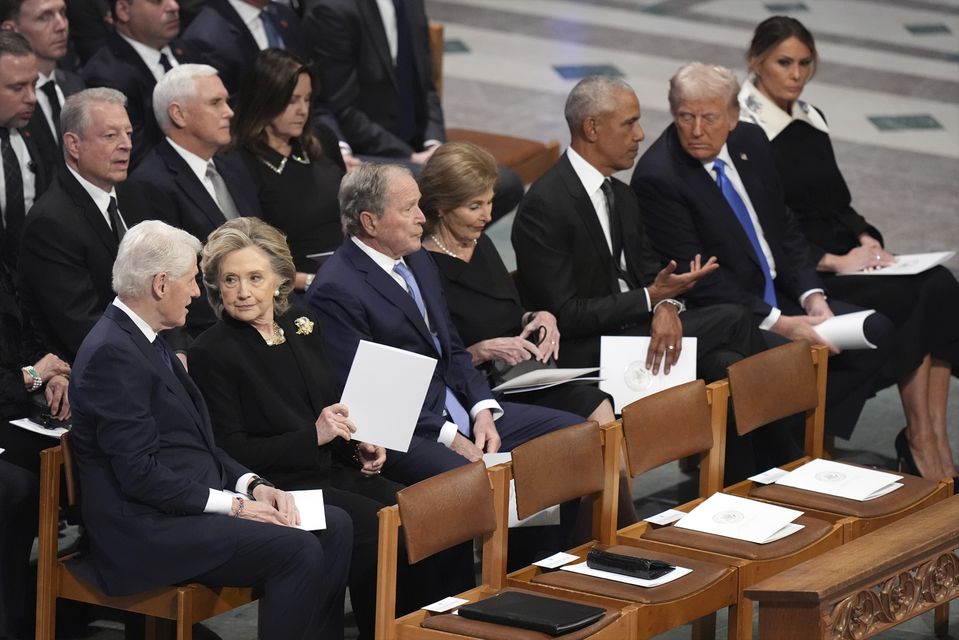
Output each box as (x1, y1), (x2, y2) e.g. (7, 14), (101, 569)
(375, 341), (953, 640)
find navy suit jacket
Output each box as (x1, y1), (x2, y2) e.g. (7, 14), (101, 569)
(305, 0), (444, 157)
(69, 304), (250, 595)
(307, 238), (492, 440)
(24, 69), (85, 187)
(81, 31), (205, 168)
(183, 0), (308, 96)
(632, 121), (822, 321)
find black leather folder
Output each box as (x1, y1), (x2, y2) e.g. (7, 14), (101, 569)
(456, 591), (606, 636)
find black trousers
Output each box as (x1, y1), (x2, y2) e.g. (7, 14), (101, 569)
(0, 459), (38, 639)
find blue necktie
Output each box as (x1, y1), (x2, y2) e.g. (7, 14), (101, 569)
(713, 159), (777, 308)
(153, 335), (174, 371)
(393, 262), (471, 436)
(261, 4), (285, 49)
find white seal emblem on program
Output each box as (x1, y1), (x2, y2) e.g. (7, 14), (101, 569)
(624, 361), (653, 391)
(711, 510), (745, 525)
(814, 471), (846, 483)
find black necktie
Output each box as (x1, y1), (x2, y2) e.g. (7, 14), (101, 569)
(40, 80), (61, 138)
(159, 52), (173, 73)
(0, 128), (25, 262)
(391, 0), (419, 145)
(600, 178), (636, 289)
(107, 196), (126, 242)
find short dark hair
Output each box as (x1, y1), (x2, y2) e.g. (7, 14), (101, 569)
(0, 0), (24, 22)
(747, 16), (818, 77)
(0, 29), (34, 56)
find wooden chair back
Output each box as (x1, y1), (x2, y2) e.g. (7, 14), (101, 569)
(428, 22), (444, 98)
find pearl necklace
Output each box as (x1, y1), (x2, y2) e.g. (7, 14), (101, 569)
(430, 234), (476, 259)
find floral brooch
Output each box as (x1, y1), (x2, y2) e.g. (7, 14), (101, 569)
(294, 317), (314, 336)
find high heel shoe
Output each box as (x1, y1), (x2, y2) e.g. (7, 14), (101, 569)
(894, 429), (920, 476)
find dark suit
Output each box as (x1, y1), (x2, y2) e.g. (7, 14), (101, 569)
(17, 164), (151, 362)
(24, 69), (85, 186)
(2, 128), (48, 268)
(81, 31), (204, 168)
(183, 0), (309, 96)
(69, 304), (351, 639)
(308, 238), (582, 486)
(632, 122), (893, 439)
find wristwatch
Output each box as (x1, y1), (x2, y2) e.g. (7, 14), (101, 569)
(247, 476), (275, 499)
(653, 298), (686, 315)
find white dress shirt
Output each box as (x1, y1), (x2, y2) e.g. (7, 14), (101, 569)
(118, 33), (179, 82)
(350, 236), (503, 447)
(112, 297), (255, 514)
(165, 137), (223, 207)
(35, 70), (65, 138)
(66, 165), (126, 233)
(0, 128), (37, 221)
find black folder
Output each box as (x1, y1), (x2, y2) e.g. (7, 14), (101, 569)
(456, 591), (606, 636)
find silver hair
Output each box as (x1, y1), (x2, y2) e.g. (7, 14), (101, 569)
(61, 87), (127, 138)
(339, 163), (412, 237)
(112, 220), (202, 299)
(152, 63), (220, 133)
(668, 62), (740, 114)
(564, 74), (635, 133)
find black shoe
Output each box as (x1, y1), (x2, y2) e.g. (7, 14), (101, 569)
(894, 429), (920, 476)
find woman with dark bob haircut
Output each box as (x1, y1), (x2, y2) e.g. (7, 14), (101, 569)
(232, 48), (345, 289)
(740, 16), (959, 481)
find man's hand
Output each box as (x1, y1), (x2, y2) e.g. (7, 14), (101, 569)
(357, 442), (386, 475)
(472, 410), (501, 454)
(646, 255), (719, 304)
(802, 292), (834, 320)
(315, 403), (356, 445)
(645, 304), (683, 374)
(410, 146), (439, 165)
(45, 374), (71, 420)
(244, 486), (300, 526)
(343, 153), (362, 172)
(449, 432), (484, 461)
(771, 314), (838, 354)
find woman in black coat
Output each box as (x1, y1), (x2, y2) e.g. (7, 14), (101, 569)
(740, 16), (959, 481)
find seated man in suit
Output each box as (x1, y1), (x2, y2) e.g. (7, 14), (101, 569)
(182, 0), (308, 97)
(305, 0), (523, 220)
(1, 0), (85, 185)
(130, 63), (261, 345)
(69, 219), (351, 639)
(81, 0), (203, 167)
(632, 62), (893, 440)
(19, 87), (152, 361)
(308, 162), (583, 487)
(0, 31), (47, 268)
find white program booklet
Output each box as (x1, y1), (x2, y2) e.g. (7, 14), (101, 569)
(837, 251), (954, 276)
(289, 489), (326, 531)
(813, 310), (877, 350)
(339, 340), (436, 452)
(775, 458), (903, 501)
(491, 367), (601, 394)
(10, 417), (68, 439)
(481, 452), (560, 528)
(600, 336), (697, 412)
(561, 562), (693, 588)
(675, 492), (804, 544)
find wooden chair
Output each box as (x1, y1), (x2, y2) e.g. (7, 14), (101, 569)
(615, 379), (847, 640)
(505, 416), (741, 639)
(36, 433), (255, 640)
(374, 460), (636, 639)
(721, 342), (952, 540)
(428, 22), (561, 185)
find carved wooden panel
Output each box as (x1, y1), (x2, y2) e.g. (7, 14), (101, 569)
(826, 549), (958, 639)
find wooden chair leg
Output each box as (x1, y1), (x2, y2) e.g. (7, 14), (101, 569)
(934, 601), (950, 637)
(737, 598), (753, 640)
(177, 589), (193, 640)
(144, 616), (160, 640)
(726, 604), (740, 640)
(690, 612), (716, 640)
(33, 593), (55, 640)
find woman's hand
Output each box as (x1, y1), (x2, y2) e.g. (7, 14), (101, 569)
(520, 311), (560, 362)
(819, 244), (895, 273)
(467, 337), (544, 366)
(33, 353), (70, 380)
(356, 443), (386, 475)
(44, 374), (71, 420)
(314, 403), (356, 446)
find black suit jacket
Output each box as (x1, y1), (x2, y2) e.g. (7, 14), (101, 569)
(18, 164), (151, 361)
(631, 122), (822, 321)
(189, 308), (354, 490)
(69, 304), (250, 596)
(511, 152), (661, 365)
(183, 0), (308, 96)
(24, 69), (85, 187)
(81, 31), (204, 168)
(3, 128), (48, 268)
(305, 0), (444, 157)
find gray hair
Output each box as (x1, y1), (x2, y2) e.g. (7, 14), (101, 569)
(152, 63), (220, 133)
(564, 74), (634, 133)
(61, 87), (127, 145)
(339, 163), (412, 237)
(113, 220), (202, 299)
(668, 62), (740, 115)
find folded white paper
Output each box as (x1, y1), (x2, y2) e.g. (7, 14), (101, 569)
(10, 417), (67, 439)
(675, 493), (803, 544)
(775, 458), (903, 501)
(812, 310), (877, 350)
(422, 596), (470, 613)
(289, 489), (326, 531)
(561, 561), (693, 587)
(644, 508), (687, 526)
(749, 468), (789, 485)
(837, 251), (954, 276)
(339, 340), (437, 452)
(533, 552), (580, 569)
(482, 452), (512, 468)
(599, 336), (697, 412)
(492, 367), (601, 393)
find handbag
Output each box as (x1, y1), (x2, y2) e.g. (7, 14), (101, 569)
(488, 325), (555, 388)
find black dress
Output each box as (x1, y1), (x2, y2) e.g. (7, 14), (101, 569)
(241, 139), (344, 273)
(430, 234), (608, 417)
(755, 99), (959, 378)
